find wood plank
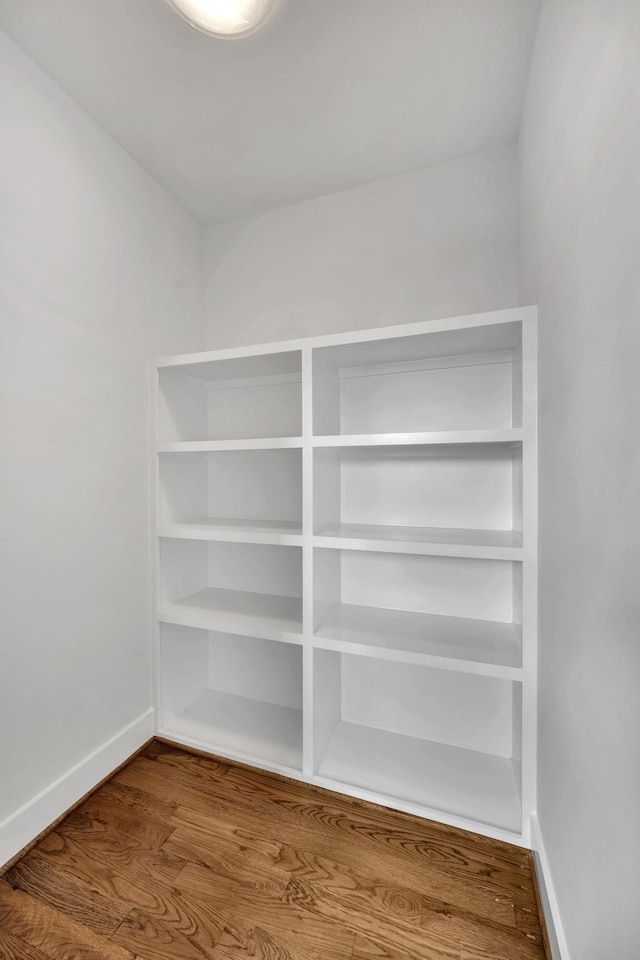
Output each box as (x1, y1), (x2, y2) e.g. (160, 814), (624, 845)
(33, 830), (191, 923)
(32, 833), (226, 960)
(143, 739), (231, 788)
(111, 901), (224, 960)
(113, 880), (313, 960)
(352, 932), (450, 960)
(115, 760), (224, 820)
(99, 779), (178, 822)
(64, 794), (175, 851)
(0, 879), (134, 960)
(176, 861), (356, 960)
(514, 902), (546, 950)
(459, 941), (544, 960)
(0, 926), (52, 960)
(420, 895), (546, 960)
(55, 814), (185, 884)
(168, 808), (285, 862)
(32, 827), (231, 960)
(213, 923), (318, 960)
(282, 874), (459, 960)
(162, 823), (289, 897)
(5, 854), (131, 937)
(276, 843), (423, 928)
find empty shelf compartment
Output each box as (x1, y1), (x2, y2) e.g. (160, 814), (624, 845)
(315, 603), (521, 677)
(159, 448), (302, 544)
(159, 539), (302, 642)
(314, 548), (521, 672)
(313, 649), (522, 833)
(158, 350), (302, 443)
(160, 624), (303, 772)
(313, 444), (522, 556)
(313, 320), (522, 437)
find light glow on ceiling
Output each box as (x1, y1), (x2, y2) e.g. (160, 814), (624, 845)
(166, 0), (280, 38)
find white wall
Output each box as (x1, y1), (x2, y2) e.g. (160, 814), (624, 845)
(203, 146), (519, 348)
(519, 3), (640, 957)
(0, 31), (202, 864)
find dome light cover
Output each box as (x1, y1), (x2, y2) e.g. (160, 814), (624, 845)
(167, 0), (280, 38)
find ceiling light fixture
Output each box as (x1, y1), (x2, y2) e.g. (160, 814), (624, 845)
(166, 0), (280, 38)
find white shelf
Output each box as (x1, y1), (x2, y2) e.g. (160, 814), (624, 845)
(314, 524), (523, 559)
(159, 587), (303, 643)
(314, 602), (521, 677)
(158, 438), (303, 453)
(312, 429), (523, 447)
(161, 689), (302, 772)
(159, 518), (303, 546)
(316, 721), (521, 834)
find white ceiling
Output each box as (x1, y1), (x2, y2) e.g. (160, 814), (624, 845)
(0, 0), (540, 224)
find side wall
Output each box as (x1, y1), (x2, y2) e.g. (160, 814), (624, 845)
(203, 145), (519, 348)
(519, 3), (640, 957)
(0, 32), (202, 865)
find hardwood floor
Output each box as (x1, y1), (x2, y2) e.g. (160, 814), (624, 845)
(0, 741), (547, 960)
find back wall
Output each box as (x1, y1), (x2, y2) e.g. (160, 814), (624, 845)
(203, 145), (519, 348)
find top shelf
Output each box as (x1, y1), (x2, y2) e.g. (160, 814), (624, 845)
(312, 318), (523, 439)
(157, 350), (303, 445)
(156, 309), (532, 369)
(312, 318), (522, 371)
(158, 350), (301, 383)
(157, 310), (529, 447)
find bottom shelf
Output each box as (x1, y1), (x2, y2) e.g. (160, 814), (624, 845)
(162, 688), (303, 772)
(316, 721), (521, 834)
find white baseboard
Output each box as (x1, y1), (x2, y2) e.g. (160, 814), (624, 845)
(530, 814), (571, 960)
(0, 708), (154, 870)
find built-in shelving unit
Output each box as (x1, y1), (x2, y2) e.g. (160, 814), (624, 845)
(154, 306), (537, 845)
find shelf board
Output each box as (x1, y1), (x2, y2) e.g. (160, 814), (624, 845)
(161, 689), (302, 771)
(314, 602), (522, 678)
(159, 587), (303, 643)
(159, 518), (303, 546)
(316, 721), (521, 834)
(312, 429), (522, 448)
(313, 524), (523, 559)
(158, 437), (303, 453)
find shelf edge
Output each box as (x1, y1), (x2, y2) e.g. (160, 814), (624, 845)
(312, 635), (522, 679)
(159, 526), (303, 546)
(157, 608), (303, 644)
(158, 438), (304, 452)
(312, 429), (523, 448)
(312, 535), (523, 560)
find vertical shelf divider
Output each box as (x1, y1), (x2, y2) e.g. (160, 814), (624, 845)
(520, 309), (538, 845)
(151, 362), (162, 736)
(302, 346), (315, 778)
